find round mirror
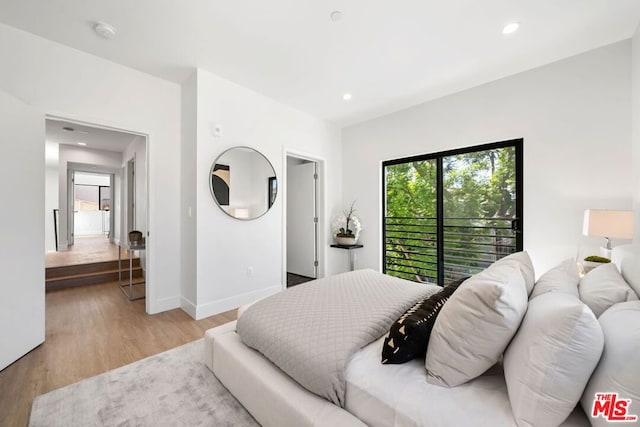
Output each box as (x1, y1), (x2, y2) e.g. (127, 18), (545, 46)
(210, 146), (277, 220)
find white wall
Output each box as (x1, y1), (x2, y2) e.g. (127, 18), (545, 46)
(74, 172), (110, 186)
(44, 141), (59, 252)
(74, 211), (108, 236)
(343, 41), (633, 276)
(0, 89), (45, 370)
(184, 68), (342, 319)
(0, 23), (182, 314)
(633, 26), (640, 241)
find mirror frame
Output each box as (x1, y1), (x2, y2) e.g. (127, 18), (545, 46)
(209, 146), (277, 220)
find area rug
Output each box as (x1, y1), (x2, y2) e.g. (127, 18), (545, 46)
(29, 339), (259, 426)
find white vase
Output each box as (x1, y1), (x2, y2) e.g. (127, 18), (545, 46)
(335, 236), (357, 246)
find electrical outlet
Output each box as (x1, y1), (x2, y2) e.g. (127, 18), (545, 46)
(247, 267), (254, 278)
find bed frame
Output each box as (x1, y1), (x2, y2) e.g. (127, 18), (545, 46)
(204, 322), (365, 426)
(204, 245), (640, 427)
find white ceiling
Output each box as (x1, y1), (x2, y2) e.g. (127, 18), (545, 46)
(46, 119), (138, 153)
(3, 1), (640, 126)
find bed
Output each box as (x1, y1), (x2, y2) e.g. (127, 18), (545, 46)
(204, 247), (640, 427)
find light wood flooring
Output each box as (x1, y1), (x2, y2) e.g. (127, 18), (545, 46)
(0, 281), (236, 427)
(45, 235), (133, 268)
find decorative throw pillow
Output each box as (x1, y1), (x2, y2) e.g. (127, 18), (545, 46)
(504, 292), (604, 427)
(580, 301), (640, 427)
(612, 245), (640, 296)
(529, 258), (580, 300)
(488, 251), (536, 296)
(425, 265), (528, 387)
(579, 263), (638, 317)
(381, 278), (465, 364)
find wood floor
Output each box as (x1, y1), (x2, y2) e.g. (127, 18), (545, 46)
(45, 235), (134, 268)
(0, 281), (237, 427)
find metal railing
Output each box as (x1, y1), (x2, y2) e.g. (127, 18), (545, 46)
(384, 216), (518, 285)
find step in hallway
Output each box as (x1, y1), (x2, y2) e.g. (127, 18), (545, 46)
(45, 236), (143, 293)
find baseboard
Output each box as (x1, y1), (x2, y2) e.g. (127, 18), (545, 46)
(180, 296), (197, 319)
(148, 295), (180, 314)
(195, 286), (281, 320)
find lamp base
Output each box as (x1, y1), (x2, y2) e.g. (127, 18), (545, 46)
(599, 246), (612, 259)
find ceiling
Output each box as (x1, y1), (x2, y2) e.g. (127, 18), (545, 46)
(3, 1), (640, 126)
(46, 119), (138, 153)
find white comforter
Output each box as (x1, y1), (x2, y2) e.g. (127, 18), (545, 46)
(237, 269), (437, 407)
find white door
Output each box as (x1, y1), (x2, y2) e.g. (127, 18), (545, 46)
(0, 90), (45, 370)
(67, 169), (74, 245)
(286, 160), (317, 278)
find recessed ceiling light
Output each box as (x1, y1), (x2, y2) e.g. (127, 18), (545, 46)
(94, 21), (117, 39)
(77, 142), (87, 146)
(502, 22), (520, 35)
(62, 126), (75, 133)
(343, 93), (352, 101)
(330, 11), (342, 22)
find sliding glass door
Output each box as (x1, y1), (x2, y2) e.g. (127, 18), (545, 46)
(383, 139), (523, 285)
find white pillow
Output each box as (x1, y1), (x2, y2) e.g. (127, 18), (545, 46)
(504, 292), (604, 427)
(425, 264), (528, 387)
(579, 263), (638, 317)
(529, 258), (580, 300)
(580, 301), (640, 426)
(489, 251), (536, 296)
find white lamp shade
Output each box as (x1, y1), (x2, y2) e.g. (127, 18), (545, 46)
(582, 209), (634, 239)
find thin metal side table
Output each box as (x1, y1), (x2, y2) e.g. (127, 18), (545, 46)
(118, 241), (145, 301)
(330, 244), (364, 271)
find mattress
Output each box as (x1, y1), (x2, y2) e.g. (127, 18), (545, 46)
(344, 337), (590, 427)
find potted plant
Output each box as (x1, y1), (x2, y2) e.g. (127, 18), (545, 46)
(579, 255), (610, 275)
(332, 201), (362, 245)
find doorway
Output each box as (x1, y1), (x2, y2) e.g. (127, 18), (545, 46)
(72, 171), (112, 240)
(44, 118), (148, 298)
(286, 155), (319, 287)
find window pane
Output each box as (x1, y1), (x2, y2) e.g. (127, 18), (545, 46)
(384, 160), (438, 284)
(442, 147), (518, 281)
(74, 185), (99, 211)
(99, 186), (111, 211)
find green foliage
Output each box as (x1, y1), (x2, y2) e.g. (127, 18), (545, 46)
(584, 255), (611, 263)
(385, 147), (517, 284)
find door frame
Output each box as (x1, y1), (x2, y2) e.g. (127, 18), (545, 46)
(47, 114), (151, 313)
(282, 149), (326, 290)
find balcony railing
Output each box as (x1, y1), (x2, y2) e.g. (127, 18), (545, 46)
(384, 216), (518, 285)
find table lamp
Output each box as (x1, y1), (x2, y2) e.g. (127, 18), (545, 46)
(582, 209), (634, 258)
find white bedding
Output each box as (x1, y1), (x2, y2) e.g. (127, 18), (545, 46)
(345, 337), (590, 427)
(345, 337), (515, 427)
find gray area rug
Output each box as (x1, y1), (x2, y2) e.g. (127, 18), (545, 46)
(29, 339), (259, 427)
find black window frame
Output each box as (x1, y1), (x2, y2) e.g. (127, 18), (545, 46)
(382, 138), (524, 285)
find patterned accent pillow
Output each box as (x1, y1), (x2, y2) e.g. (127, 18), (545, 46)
(381, 278), (465, 364)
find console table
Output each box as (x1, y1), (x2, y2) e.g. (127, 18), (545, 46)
(118, 241), (145, 301)
(330, 244), (363, 271)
